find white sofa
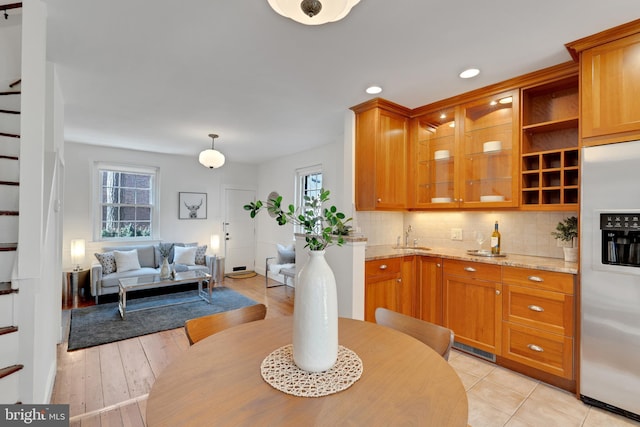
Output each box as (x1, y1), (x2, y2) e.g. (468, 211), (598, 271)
(90, 243), (215, 303)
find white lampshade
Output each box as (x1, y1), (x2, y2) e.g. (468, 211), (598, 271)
(210, 234), (221, 255)
(70, 239), (85, 270)
(267, 0), (361, 25)
(199, 149), (225, 169)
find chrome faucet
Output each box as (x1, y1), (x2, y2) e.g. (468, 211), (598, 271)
(405, 225), (412, 247)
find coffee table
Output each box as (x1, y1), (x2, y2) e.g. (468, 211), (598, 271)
(118, 270), (212, 319)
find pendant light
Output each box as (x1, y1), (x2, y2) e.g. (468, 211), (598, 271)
(267, 0), (361, 25)
(199, 134), (226, 169)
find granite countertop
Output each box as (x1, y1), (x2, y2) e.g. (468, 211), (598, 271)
(365, 245), (578, 275)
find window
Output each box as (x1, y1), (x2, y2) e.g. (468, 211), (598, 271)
(295, 165), (323, 233)
(94, 163), (158, 240)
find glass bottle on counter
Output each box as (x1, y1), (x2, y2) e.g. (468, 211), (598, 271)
(491, 221), (501, 255)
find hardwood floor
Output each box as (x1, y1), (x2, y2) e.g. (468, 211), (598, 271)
(51, 275), (294, 426)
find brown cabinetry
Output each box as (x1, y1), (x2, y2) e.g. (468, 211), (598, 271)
(416, 256), (443, 324)
(364, 257), (414, 321)
(566, 20), (640, 146)
(520, 72), (580, 209)
(501, 266), (575, 379)
(442, 259), (502, 355)
(352, 99), (410, 211)
(460, 90), (519, 207)
(410, 108), (458, 208)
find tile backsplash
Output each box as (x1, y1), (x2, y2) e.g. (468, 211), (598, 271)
(355, 210), (578, 259)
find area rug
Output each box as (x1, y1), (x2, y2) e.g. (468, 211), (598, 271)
(225, 271), (257, 279)
(67, 287), (258, 351)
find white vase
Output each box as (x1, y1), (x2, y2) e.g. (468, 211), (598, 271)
(293, 250), (338, 372)
(563, 247), (578, 262)
(160, 257), (171, 279)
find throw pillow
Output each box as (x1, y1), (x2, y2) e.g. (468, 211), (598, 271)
(277, 244), (295, 264)
(194, 245), (207, 265)
(174, 245), (197, 266)
(174, 263), (189, 272)
(94, 252), (116, 275)
(114, 249), (141, 272)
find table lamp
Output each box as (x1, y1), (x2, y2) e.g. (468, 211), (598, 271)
(70, 239), (85, 271)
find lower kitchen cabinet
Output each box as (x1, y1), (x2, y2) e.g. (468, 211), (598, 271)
(364, 257), (414, 322)
(442, 259), (502, 355)
(364, 255), (577, 389)
(416, 256), (442, 324)
(500, 266), (576, 380)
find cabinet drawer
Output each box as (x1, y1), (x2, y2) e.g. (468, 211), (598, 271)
(502, 266), (574, 294)
(503, 285), (574, 336)
(502, 322), (573, 379)
(366, 257), (402, 279)
(443, 259), (501, 281)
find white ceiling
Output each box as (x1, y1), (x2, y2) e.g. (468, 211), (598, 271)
(41, 0), (640, 164)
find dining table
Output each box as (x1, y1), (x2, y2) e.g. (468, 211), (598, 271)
(146, 316), (469, 426)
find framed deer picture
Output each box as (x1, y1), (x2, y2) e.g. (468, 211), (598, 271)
(179, 192), (207, 220)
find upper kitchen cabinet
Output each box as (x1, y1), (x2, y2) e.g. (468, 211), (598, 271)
(520, 69), (580, 210)
(566, 19), (640, 146)
(459, 90), (519, 207)
(409, 107), (459, 208)
(351, 98), (411, 211)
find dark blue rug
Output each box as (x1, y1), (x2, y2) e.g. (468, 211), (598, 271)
(67, 287), (258, 351)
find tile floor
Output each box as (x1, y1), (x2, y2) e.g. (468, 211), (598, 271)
(449, 350), (640, 427)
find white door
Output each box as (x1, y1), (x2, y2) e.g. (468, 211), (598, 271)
(224, 188), (256, 274)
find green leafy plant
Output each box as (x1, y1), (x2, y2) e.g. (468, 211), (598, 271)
(244, 189), (352, 251)
(158, 243), (174, 259)
(551, 216), (578, 242)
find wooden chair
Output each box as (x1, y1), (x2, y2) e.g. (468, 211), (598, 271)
(185, 303), (267, 345)
(374, 307), (454, 361)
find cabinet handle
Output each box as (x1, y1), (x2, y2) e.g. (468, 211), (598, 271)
(527, 344), (544, 352)
(377, 198), (382, 203)
(436, 263), (441, 268)
(379, 264), (387, 270)
(528, 275), (544, 283)
(464, 266), (476, 272)
(397, 278), (402, 283)
(496, 290), (501, 295)
(528, 304), (544, 312)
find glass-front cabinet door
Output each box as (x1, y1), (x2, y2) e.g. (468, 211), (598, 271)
(460, 90), (519, 207)
(411, 107), (458, 208)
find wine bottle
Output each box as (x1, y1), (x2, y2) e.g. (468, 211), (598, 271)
(491, 221), (501, 255)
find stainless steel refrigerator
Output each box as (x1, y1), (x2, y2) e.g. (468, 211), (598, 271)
(580, 140), (640, 421)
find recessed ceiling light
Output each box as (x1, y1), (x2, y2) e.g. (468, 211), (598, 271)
(459, 68), (480, 79)
(366, 85), (382, 95)
(440, 113), (447, 119)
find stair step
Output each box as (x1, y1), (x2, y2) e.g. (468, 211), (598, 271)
(0, 155), (18, 161)
(0, 364), (23, 380)
(0, 109), (19, 115)
(0, 91), (20, 96)
(0, 132), (19, 139)
(0, 282), (17, 295)
(0, 244), (17, 252)
(0, 181), (18, 186)
(0, 326), (17, 336)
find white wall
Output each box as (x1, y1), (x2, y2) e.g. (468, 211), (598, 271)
(62, 142), (258, 269)
(253, 140), (348, 276)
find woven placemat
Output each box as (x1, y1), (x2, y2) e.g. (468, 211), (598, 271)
(260, 344), (363, 397)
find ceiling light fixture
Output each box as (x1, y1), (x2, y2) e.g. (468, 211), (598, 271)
(459, 68), (480, 79)
(267, 0), (361, 25)
(366, 85), (382, 95)
(199, 134), (226, 169)
(498, 96), (513, 104)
